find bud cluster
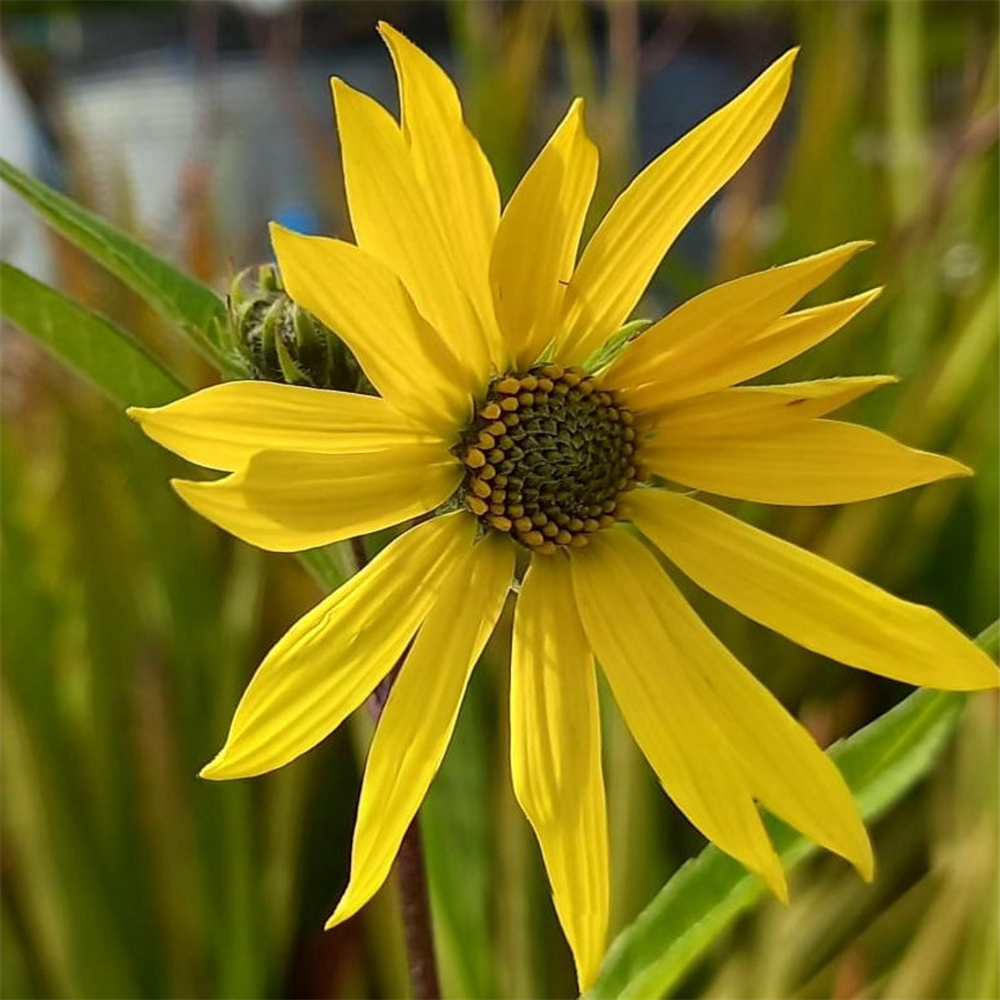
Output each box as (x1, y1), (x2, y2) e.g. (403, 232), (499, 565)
(226, 264), (363, 391)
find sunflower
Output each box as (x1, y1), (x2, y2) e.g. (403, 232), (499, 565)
(128, 23), (998, 990)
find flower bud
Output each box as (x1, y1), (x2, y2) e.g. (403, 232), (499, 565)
(226, 264), (363, 390)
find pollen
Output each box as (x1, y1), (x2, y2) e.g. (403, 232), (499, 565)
(457, 365), (641, 553)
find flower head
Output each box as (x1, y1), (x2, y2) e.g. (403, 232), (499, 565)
(128, 23), (998, 991)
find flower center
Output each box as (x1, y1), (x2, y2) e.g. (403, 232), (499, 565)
(457, 365), (639, 553)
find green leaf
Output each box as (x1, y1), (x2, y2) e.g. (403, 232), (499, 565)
(1, 261), (351, 600)
(423, 667), (498, 999)
(587, 623), (999, 1000)
(0, 157), (239, 374)
(0, 263), (185, 408)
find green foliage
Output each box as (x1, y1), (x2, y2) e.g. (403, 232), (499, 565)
(0, 158), (238, 375)
(0, 263), (185, 407)
(0, 172), (349, 598)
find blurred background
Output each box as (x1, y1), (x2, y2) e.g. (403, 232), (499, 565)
(1, 1), (997, 998)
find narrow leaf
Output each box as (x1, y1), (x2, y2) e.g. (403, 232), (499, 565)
(2, 260), (352, 597)
(587, 623), (998, 1000)
(0, 263), (185, 408)
(0, 157), (238, 373)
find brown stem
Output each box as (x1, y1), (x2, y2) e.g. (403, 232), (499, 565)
(394, 820), (442, 1000)
(351, 537), (442, 1000)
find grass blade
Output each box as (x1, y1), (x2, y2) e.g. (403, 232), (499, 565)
(0, 263), (185, 407)
(0, 157), (236, 373)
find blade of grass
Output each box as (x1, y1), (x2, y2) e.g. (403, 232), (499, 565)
(887, 0), (928, 227)
(0, 157), (238, 374)
(214, 544), (267, 998)
(585, 622), (998, 1000)
(422, 662), (499, 999)
(0, 264), (186, 407)
(0, 706), (143, 1000)
(0, 904), (34, 1000)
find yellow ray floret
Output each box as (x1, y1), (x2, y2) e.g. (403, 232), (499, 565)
(512, 555), (609, 991)
(201, 513), (476, 780)
(719, 288), (884, 390)
(172, 442), (461, 553)
(490, 98), (598, 369)
(329, 531), (513, 927)
(644, 418), (970, 505)
(572, 531), (789, 902)
(591, 527), (874, 879)
(128, 381), (446, 472)
(626, 489), (999, 690)
(559, 47), (799, 362)
(270, 224), (473, 432)
(378, 22), (502, 363)
(645, 375), (898, 444)
(609, 241), (873, 408)
(331, 76), (495, 384)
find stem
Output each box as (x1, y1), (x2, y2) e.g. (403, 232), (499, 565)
(352, 537), (442, 1000)
(394, 820), (442, 1000)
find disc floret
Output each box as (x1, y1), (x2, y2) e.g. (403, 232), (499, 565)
(458, 365), (640, 553)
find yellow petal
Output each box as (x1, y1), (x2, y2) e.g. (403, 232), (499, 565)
(173, 443), (460, 553)
(644, 376), (896, 445)
(378, 22), (505, 371)
(714, 288), (883, 391)
(328, 533), (513, 925)
(128, 381), (442, 472)
(332, 77), (496, 383)
(270, 225), (470, 434)
(606, 522), (872, 878)
(490, 99), (599, 368)
(626, 489), (999, 690)
(200, 513), (477, 779)
(558, 49), (798, 364)
(511, 554), (609, 991)
(645, 419), (971, 505)
(571, 531), (787, 901)
(609, 242), (872, 409)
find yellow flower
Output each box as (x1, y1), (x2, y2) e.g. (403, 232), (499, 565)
(128, 23), (998, 991)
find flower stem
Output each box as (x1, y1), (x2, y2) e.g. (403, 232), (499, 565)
(353, 538), (442, 1000)
(394, 819), (442, 1000)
